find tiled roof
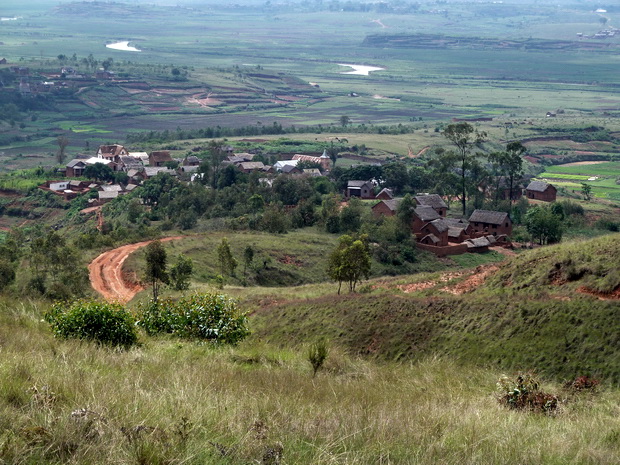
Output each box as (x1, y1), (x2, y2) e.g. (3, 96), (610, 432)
(347, 180), (372, 188)
(430, 218), (449, 233)
(466, 237), (491, 248)
(415, 194), (447, 210)
(150, 151), (172, 162)
(421, 234), (440, 245)
(293, 154), (323, 164)
(238, 162), (266, 171)
(469, 209), (509, 225)
(414, 205), (440, 222)
(66, 159), (86, 168)
(526, 181), (552, 192)
(98, 144), (127, 157)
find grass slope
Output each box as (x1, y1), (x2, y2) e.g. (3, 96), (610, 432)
(252, 235), (620, 382)
(1, 298), (620, 464)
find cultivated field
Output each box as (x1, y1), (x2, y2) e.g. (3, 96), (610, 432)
(539, 161), (620, 201)
(1, 1), (620, 162)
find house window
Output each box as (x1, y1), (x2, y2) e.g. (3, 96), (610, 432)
(505, 223), (509, 227)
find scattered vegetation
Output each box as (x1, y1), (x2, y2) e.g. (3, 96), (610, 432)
(136, 293), (249, 344)
(44, 300), (138, 347)
(497, 372), (558, 414)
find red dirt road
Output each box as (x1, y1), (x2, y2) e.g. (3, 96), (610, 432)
(88, 237), (181, 303)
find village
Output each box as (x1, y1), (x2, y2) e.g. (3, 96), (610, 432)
(46, 142), (559, 257)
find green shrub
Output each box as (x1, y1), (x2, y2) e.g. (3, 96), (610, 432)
(136, 293), (249, 344)
(44, 300), (138, 347)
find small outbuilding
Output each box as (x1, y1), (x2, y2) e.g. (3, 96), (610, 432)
(525, 181), (557, 202)
(346, 180), (375, 199)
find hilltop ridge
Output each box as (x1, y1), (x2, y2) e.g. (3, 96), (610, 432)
(252, 234), (620, 382)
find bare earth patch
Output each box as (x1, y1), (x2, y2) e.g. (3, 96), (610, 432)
(559, 161), (607, 167)
(576, 286), (620, 300)
(441, 265), (500, 295)
(88, 237), (182, 303)
(278, 255), (303, 267)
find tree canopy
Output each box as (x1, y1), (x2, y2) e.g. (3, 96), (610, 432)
(327, 234), (371, 294)
(443, 122), (487, 215)
(145, 240), (169, 301)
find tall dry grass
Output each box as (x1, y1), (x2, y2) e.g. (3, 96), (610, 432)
(0, 298), (619, 464)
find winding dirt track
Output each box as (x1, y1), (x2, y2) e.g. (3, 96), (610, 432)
(88, 237), (181, 303)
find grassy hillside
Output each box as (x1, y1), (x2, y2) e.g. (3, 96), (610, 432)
(252, 234), (620, 382)
(122, 229), (469, 293)
(1, 298), (620, 464)
(487, 234), (620, 294)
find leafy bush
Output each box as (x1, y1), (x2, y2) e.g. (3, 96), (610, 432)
(136, 293), (249, 344)
(557, 199), (584, 217)
(497, 373), (558, 414)
(44, 301), (138, 347)
(595, 217), (619, 232)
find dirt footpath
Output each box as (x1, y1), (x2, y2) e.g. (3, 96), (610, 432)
(88, 237), (181, 303)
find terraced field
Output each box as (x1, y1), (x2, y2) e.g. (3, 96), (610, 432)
(538, 161), (620, 201)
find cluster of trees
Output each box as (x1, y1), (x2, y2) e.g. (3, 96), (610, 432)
(0, 229), (88, 300)
(0, 82), (55, 127)
(125, 122), (418, 144)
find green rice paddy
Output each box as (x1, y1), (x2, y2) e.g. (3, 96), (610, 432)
(539, 162), (620, 201)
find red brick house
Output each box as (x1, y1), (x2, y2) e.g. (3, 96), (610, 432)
(149, 150), (173, 167)
(412, 206), (441, 234)
(414, 194), (448, 217)
(375, 188), (394, 200)
(65, 159), (87, 177)
(525, 181), (557, 202)
(467, 210), (512, 237)
(371, 199), (400, 217)
(417, 218), (449, 246)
